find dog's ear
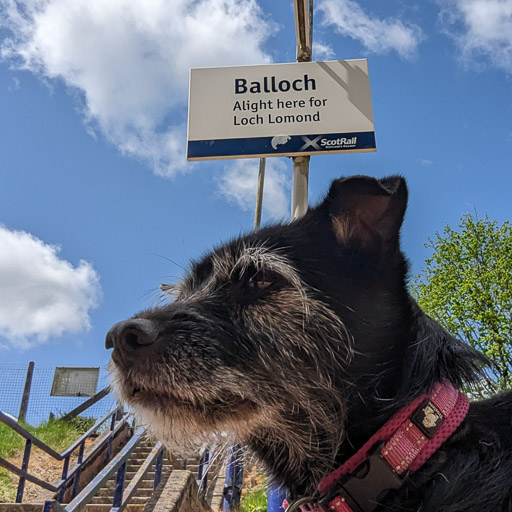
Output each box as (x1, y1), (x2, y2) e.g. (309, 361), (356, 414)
(326, 175), (407, 252)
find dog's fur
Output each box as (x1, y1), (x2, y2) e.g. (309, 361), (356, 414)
(107, 176), (512, 511)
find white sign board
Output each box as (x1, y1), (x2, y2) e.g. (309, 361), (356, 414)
(51, 367), (99, 397)
(187, 59), (375, 160)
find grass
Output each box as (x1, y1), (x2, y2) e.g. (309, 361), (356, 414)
(0, 469), (14, 503)
(240, 488), (268, 512)
(0, 417), (95, 503)
(0, 419), (89, 458)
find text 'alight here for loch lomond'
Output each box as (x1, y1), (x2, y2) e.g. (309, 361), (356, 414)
(187, 60), (376, 161)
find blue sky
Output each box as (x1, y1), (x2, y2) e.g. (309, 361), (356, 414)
(1, 0), (511, 370)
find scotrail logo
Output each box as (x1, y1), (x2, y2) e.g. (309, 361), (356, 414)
(299, 135), (358, 151)
(320, 136), (357, 149)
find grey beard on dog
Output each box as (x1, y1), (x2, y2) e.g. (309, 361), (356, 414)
(106, 175), (512, 512)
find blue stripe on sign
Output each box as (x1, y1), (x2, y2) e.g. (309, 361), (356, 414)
(187, 132), (376, 159)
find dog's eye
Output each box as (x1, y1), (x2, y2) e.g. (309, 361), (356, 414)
(248, 276), (273, 289)
(247, 271), (276, 291)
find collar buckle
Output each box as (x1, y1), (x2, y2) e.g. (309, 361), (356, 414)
(318, 443), (406, 512)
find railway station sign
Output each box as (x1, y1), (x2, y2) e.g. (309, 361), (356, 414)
(187, 59), (376, 160)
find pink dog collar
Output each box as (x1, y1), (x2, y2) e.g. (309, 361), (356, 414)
(284, 381), (469, 512)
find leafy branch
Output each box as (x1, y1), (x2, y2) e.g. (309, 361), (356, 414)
(413, 213), (512, 392)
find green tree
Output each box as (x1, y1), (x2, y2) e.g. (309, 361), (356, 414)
(414, 213), (512, 391)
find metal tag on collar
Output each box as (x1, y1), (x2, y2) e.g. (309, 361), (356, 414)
(318, 443), (405, 512)
(411, 399), (445, 438)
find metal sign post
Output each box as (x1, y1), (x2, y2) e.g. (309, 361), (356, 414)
(291, 155), (309, 218)
(255, 0), (309, 226)
(254, 157), (266, 229)
(292, 0), (313, 220)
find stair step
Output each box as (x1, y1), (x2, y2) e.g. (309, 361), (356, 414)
(124, 462), (170, 470)
(86, 505), (145, 512)
(122, 467), (172, 478)
(90, 496), (149, 505)
(103, 479), (155, 490)
(96, 487), (154, 498)
(124, 465), (156, 472)
(123, 466), (159, 473)
(122, 472), (156, 480)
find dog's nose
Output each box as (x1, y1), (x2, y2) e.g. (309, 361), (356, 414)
(105, 319), (159, 350)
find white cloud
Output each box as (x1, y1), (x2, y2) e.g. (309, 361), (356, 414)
(0, 0), (274, 176)
(438, 0), (512, 73)
(313, 41), (335, 60)
(318, 0), (423, 59)
(8, 76), (21, 90)
(0, 226), (101, 349)
(217, 159), (290, 221)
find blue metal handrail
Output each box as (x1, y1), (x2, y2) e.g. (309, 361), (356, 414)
(43, 426), (164, 512)
(223, 445), (244, 512)
(0, 405), (130, 503)
(197, 446), (210, 495)
(2, 405), (236, 512)
(53, 411), (131, 501)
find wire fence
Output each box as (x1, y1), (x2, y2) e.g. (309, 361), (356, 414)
(0, 363), (117, 426)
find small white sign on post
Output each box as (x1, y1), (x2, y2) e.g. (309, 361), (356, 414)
(187, 59), (376, 160)
(51, 367), (99, 397)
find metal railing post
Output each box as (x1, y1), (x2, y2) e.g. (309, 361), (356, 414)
(223, 445), (243, 511)
(112, 461), (127, 509)
(105, 412), (117, 463)
(198, 448), (210, 495)
(57, 454), (70, 502)
(16, 438), (32, 502)
(154, 449), (164, 489)
(43, 500), (65, 512)
(71, 440), (86, 498)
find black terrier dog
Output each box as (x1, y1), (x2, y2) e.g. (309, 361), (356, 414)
(106, 176), (512, 512)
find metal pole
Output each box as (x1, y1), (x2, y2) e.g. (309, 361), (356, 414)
(294, 0), (312, 62)
(292, 0), (313, 220)
(291, 155), (310, 219)
(266, 5), (315, 512)
(18, 361), (34, 423)
(254, 158), (266, 229)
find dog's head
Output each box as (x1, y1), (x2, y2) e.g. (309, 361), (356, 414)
(106, 175), (482, 492)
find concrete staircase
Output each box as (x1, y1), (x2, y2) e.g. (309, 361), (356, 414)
(85, 439), (226, 512)
(89, 439), (174, 511)
(0, 439), (226, 512)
